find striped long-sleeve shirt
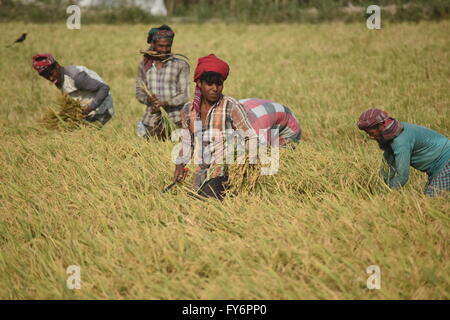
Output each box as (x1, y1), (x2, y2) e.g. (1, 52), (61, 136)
(239, 98), (301, 146)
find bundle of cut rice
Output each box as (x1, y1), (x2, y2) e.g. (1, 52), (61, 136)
(39, 93), (89, 131)
(226, 157), (262, 194)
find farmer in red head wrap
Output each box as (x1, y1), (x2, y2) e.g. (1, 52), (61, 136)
(172, 54), (257, 200)
(357, 108), (450, 197)
(191, 54), (230, 113)
(32, 53), (114, 125)
(32, 53), (56, 77)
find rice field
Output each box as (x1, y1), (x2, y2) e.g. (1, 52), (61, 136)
(0, 21), (449, 299)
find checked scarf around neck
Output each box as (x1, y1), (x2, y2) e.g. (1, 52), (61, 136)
(142, 52), (165, 73)
(143, 25), (175, 72)
(357, 108), (404, 141)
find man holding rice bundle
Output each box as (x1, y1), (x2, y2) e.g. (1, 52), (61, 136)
(32, 53), (114, 125)
(357, 109), (450, 197)
(239, 98), (301, 147)
(135, 24), (190, 139)
(173, 54), (258, 200)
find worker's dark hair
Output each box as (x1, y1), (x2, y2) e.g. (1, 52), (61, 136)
(200, 71), (224, 85)
(158, 24), (173, 32)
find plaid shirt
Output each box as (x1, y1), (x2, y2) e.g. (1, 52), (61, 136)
(424, 161), (450, 197)
(239, 98), (301, 146)
(178, 95), (257, 187)
(135, 56), (190, 108)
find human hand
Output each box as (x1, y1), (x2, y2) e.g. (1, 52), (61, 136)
(148, 95), (163, 113)
(82, 106), (95, 115)
(173, 165), (189, 182)
(150, 102), (162, 114)
(147, 94), (160, 105)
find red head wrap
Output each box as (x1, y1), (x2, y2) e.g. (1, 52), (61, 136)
(32, 53), (56, 74)
(357, 109), (389, 130)
(194, 54), (229, 82)
(192, 54), (230, 112)
(357, 108), (404, 141)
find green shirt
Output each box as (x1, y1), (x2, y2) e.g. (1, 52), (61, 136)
(382, 122), (450, 189)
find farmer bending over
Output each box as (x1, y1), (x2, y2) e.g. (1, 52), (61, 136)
(174, 54), (257, 200)
(136, 24), (189, 139)
(357, 109), (450, 197)
(32, 53), (114, 125)
(239, 98), (301, 147)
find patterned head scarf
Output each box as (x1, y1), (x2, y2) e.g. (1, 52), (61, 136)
(147, 24), (175, 43)
(357, 108), (404, 141)
(192, 54), (230, 112)
(32, 53), (56, 74)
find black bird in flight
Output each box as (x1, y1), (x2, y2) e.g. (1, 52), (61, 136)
(6, 33), (27, 48)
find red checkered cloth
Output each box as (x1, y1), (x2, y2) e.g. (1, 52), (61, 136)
(239, 98), (301, 146)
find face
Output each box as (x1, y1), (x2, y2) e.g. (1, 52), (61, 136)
(151, 39), (172, 55)
(41, 64), (62, 86)
(364, 123), (385, 141)
(197, 79), (223, 104)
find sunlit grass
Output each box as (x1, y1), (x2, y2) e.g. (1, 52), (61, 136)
(0, 21), (449, 299)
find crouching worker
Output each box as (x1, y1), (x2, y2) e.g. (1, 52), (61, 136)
(357, 109), (450, 197)
(173, 54), (257, 200)
(32, 53), (114, 125)
(239, 98), (301, 147)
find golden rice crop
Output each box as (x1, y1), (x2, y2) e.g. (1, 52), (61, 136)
(0, 21), (449, 300)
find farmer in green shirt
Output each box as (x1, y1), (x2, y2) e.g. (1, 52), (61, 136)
(357, 109), (450, 197)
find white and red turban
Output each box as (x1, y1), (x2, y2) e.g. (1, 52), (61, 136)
(32, 53), (56, 74)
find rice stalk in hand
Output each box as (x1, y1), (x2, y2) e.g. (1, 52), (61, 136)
(139, 49), (189, 63)
(159, 107), (177, 139)
(140, 81), (176, 138)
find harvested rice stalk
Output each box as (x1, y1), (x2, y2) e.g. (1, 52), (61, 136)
(226, 156), (262, 194)
(39, 93), (92, 131)
(139, 81), (177, 138)
(139, 49), (189, 63)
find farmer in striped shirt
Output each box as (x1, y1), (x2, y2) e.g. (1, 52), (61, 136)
(239, 98), (301, 147)
(174, 54), (257, 200)
(136, 24), (190, 139)
(357, 109), (450, 197)
(32, 53), (114, 125)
